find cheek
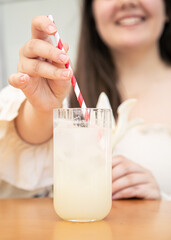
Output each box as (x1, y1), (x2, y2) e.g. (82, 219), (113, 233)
(141, 0), (166, 21)
(92, 2), (117, 44)
(92, 2), (116, 27)
(141, 0), (166, 36)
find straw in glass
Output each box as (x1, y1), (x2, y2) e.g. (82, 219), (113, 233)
(48, 15), (89, 120)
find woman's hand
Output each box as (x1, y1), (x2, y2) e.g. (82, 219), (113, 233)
(8, 16), (73, 144)
(112, 155), (161, 200)
(9, 16), (72, 113)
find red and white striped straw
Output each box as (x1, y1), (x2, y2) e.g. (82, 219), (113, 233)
(48, 15), (89, 120)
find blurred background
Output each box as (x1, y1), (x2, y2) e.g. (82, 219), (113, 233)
(0, 0), (81, 89)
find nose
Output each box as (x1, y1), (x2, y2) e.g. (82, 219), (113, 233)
(117, 0), (139, 9)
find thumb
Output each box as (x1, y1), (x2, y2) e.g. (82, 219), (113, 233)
(31, 16), (57, 40)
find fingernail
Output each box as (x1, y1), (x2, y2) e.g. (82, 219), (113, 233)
(59, 53), (68, 62)
(112, 196), (117, 200)
(20, 74), (29, 83)
(62, 70), (72, 77)
(112, 194), (120, 200)
(47, 24), (57, 33)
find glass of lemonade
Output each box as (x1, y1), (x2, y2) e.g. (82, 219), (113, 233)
(53, 108), (112, 222)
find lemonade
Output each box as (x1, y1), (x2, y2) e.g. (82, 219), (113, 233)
(53, 108), (112, 222)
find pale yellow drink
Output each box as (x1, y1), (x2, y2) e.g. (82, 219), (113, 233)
(53, 109), (112, 222)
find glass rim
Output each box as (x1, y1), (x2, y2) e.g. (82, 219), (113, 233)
(53, 108), (112, 111)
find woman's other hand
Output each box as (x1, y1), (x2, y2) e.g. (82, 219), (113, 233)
(112, 155), (161, 200)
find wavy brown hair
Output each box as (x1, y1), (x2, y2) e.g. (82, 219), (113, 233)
(70, 0), (171, 117)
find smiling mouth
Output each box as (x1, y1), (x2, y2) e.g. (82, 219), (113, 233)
(116, 17), (145, 26)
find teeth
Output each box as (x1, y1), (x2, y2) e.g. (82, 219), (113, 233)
(118, 17), (143, 26)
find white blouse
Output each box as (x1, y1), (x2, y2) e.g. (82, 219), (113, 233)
(97, 92), (171, 200)
(0, 86), (53, 198)
(113, 124), (171, 200)
(0, 87), (170, 200)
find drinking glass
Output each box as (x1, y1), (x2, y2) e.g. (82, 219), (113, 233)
(53, 108), (112, 222)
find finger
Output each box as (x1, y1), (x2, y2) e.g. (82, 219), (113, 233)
(63, 42), (69, 53)
(18, 58), (73, 81)
(23, 39), (70, 64)
(112, 184), (149, 200)
(112, 160), (143, 182)
(9, 73), (43, 100)
(8, 73), (30, 90)
(31, 16), (57, 40)
(112, 173), (148, 195)
(112, 155), (125, 168)
(8, 73), (40, 100)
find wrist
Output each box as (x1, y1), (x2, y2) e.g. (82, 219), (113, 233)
(15, 100), (54, 144)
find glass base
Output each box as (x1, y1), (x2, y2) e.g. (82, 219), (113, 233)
(66, 219), (98, 223)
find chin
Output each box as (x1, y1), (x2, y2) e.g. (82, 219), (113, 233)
(111, 40), (150, 53)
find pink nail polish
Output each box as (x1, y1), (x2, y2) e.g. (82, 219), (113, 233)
(48, 25), (57, 33)
(20, 74), (29, 83)
(63, 70), (69, 77)
(59, 53), (67, 62)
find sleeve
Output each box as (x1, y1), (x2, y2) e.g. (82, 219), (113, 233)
(0, 85), (53, 191)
